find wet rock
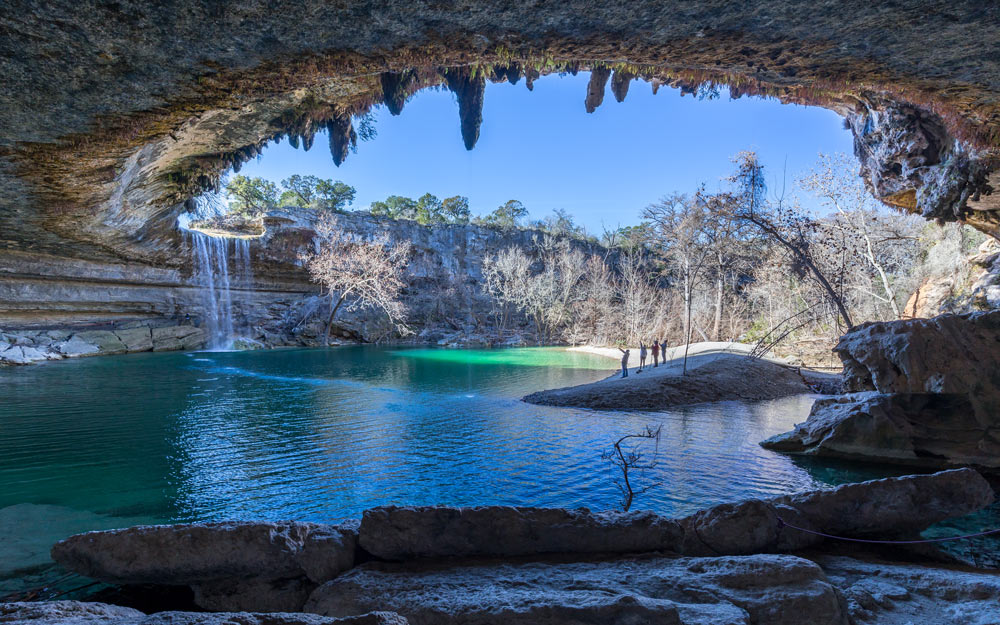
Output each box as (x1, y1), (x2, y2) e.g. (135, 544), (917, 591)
(151, 325), (206, 351)
(358, 506), (684, 561)
(766, 311), (1000, 468)
(51, 522), (357, 612)
(0, 601), (408, 624)
(584, 67), (611, 113)
(114, 327), (153, 352)
(305, 554), (847, 625)
(73, 331), (128, 355)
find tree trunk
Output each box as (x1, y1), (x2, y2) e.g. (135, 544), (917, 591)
(682, 272), (693, 375)
(713, 257), (724, 341)
(324, 294), (347, 346)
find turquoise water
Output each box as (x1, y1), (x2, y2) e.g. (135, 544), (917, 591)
(0, 346), (995, 595)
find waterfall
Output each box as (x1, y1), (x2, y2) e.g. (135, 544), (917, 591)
(189, 231), (253, 350)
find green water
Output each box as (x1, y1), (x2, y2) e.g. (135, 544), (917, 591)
(0, 345), (995, 596)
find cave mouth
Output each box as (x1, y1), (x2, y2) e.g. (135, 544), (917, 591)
(176, 70), (856, 240)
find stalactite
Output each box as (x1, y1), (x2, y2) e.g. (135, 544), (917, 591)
(289, 134), (300, 149)
(327, 115), (355, 166)
(380, 70), (416, 116)
(585, 67), (612, 113)
(443, 68), (486, 151)
(524, 67), (539, 91)
(302, 130), (314, 152)
(611, 70), (635, 103)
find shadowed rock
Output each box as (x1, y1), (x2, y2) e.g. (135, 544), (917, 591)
(380, 71), (417, 116)
(327, 116), (356, 167)
(357, 469), (992, 561)
(51, 522), (357, 612)
(610, 69), (635, 102)
(443, 69), (486, 150)
(763, 310), (1000, 467)
(304, 554), (847, 625)
(0, 601), (408, 624)
(585, 67), (612, 113)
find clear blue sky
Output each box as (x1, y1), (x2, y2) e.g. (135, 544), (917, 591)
(238, 72), (854, 233)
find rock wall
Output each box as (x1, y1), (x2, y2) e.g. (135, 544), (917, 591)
(0, 210), (607, 363)
(763, 310), (1000, 468)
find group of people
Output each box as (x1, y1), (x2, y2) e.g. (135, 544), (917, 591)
(617, 340), (669, 378)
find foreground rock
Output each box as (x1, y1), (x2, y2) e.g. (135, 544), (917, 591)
(360, 469), (993, 560)
(524, 352), (814, 410)
(51, 522), (356, 612)
(763, 311), (1000, 468)
(0, 601), (407, 624)
(0, 323), (206, 366)
(306, 554), (847, 625)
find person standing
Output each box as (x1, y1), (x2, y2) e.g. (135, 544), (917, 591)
(638, 342), (647, 372)
(618, 347), (630, 378)
(651, 340), (660, 367)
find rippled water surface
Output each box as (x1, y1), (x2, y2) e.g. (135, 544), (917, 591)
(0, 346), (995, 594)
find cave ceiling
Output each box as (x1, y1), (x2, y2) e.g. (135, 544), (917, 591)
(2, 0), (1000, 264)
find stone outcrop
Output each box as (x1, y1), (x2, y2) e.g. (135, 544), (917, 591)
(0, 322), (207, 366)
(305, 554), (848, 625)
(359, 469), (992, 561)
(762, 311), (1000, 467)
(39, 470), (998, 622)
(51, 522), (357, 612)
(0, 601), (407, 625)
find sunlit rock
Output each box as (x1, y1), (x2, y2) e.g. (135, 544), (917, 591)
(610, 69), (635, 103)
(584, 67), (611, 113)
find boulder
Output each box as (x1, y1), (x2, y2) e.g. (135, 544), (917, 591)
(72, 331), (128, 355)
(0, 601), (408, 624)
(151, 325), (206, 351)
(359, 470), (993, 561)
(357, 507), (684, 561)
(765, 311), (1000, 468)
(54, 337), (101, 357)
(51, 522), (357, 612)
(760, 392), (1000, 467)
(114, 327), (153, 352)
(305, 554), (847, 625)
(0, 344), (51, 364)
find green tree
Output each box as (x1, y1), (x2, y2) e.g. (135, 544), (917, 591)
(370, 195), (418, 219)
(441, 196), (471, 224)
(415, 193), (445, 224)
(280, 175), (321, 207)
(315, 179), (355, 212)
(483, 199), (528, 229)
(226, 175), (277, 218)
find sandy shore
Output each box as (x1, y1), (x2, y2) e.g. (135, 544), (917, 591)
(527, 342), (839, 410)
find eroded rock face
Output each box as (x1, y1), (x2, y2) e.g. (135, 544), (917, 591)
(305, 554), (848, 625)
(764, 311), (1000, 467)
(358, 469), (992, 560)
(50, 522), (357, 612)
(0, 601), (408, 625)
(358, 506), (684, 561)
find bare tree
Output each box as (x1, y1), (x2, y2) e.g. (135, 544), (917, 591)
(305, 216), (412, 343)
(723, 151), (855, 330)
(602, 425), (663, 513)
(482, 246), (532, 338)
(644, 193), (714, 373)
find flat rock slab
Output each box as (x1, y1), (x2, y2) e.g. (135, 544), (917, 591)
(359, 507), (683, 561)
(0, 602), (407, 625)
(305, 553), (848, 625)
(359, 469), (993, 561)
(816, 555), (1000, 625)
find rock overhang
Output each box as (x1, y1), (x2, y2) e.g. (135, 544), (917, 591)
(2, 1), (1000, 266)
